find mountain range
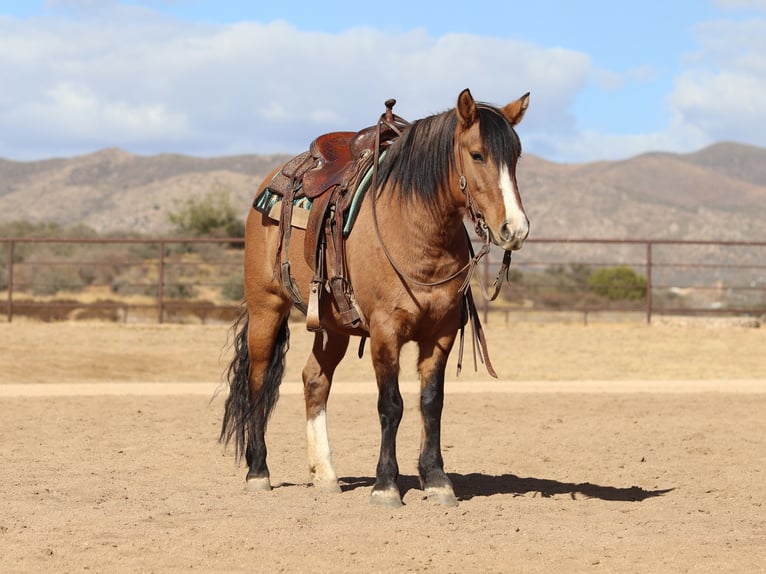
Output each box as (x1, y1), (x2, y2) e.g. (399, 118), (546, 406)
(1, 141), (765, 241)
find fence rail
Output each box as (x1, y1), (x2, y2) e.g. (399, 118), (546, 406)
(1, 237), (242, 324)
(2, 236), (765, 324)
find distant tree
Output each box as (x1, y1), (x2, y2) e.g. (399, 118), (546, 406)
(544, 263), (592, 292)
(168, 187), (245, 238)
(588, 266), (647, 300)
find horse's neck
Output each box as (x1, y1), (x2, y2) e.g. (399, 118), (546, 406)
(382, 188), (467, 252)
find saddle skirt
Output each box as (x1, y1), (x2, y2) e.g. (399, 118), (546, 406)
(253, 148), (383, 237)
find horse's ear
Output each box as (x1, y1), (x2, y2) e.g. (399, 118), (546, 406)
(502, 92), (530, 126)
(456, 88), (478, 129)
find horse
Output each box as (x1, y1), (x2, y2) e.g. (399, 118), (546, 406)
(220, 88), (530, 507)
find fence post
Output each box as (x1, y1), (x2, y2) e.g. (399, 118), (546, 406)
(6, 240), (14, 323)
(158, 241), (165, 324)
(645, 241), (653, 324)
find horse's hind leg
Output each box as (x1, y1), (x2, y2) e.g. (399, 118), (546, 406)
(241, 309), (291, 490)
(221, 304), (289, 491)
(302, 330), (349, 493)
(417, 331), (459, 507)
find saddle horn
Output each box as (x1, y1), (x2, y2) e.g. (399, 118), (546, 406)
(384, 99), (396, 123)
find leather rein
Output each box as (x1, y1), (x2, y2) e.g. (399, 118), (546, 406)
(370, 103), (514, 302)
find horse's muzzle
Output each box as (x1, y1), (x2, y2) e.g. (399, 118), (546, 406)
(496, 217), (529, 251)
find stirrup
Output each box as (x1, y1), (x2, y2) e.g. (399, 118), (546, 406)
(306, 280), (323, 332)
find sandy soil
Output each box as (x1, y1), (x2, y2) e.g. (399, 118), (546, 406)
(1, 319), (765, 573)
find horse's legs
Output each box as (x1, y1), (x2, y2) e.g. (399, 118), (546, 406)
(302, 330), (349, 493)
(417, 331), (458, 506)
(369, 334), (405, 507)
(244, 307), (290, 491)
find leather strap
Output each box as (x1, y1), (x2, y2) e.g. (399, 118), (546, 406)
(281, 260), (307, 315)
(325, 200), (364, 328)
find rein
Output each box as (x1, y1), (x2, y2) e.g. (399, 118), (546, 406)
(370, 104), (513, 301)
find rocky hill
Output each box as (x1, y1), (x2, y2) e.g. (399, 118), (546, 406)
(0, 148), (291, 234)
(1, 142), (765, 241)
(519, 142), (766, 241)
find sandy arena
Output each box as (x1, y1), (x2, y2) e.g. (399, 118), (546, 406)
(1, 319), (765, 573)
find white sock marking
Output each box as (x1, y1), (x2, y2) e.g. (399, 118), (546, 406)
(306, 409), (336, 483)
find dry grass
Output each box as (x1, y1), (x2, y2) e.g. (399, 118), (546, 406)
(1, 319), (764, 385)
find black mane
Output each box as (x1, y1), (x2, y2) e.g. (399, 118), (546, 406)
(376, 104), (522, 202)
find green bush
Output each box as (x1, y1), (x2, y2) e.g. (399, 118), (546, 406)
(544, 264), (592, 292)
(163, 283), (197, 300)
(30, 267), (86, 296)
(168, 188), (245, 238)
(221, 275), (244, 302)
(588, 266), (647, 301)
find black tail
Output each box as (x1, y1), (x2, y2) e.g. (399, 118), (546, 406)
(219, 311), (290, 461)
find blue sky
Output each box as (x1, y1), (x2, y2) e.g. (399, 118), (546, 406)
(1, 0), (765, 162)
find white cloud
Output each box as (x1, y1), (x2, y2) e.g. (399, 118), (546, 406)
(0, 8), (590, 160)
(2, 4), (764, 163)
(666, 17), (766, 149)
(670, 70), (766, 139)
(544, 14), (766, 162)
(532, 125), (711, 165)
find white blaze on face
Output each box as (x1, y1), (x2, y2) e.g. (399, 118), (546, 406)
(499, 164), (529, 246)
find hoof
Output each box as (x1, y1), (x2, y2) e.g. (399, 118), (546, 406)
(425, 486), (458, 507)
(313, 480), (342, 494)
(245, 476), (272, 492)
(369, 488), (403, 508)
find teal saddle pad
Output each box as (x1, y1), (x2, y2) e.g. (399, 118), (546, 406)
(253, 151), (384, 236)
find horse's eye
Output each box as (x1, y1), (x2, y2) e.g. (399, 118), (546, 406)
(470, 152), (485, 162)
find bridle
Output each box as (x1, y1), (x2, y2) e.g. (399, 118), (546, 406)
(370, 102), (514, 301)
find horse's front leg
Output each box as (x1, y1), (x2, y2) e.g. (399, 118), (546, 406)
(369, 334), (405, 507)
(417, 331), (458, 506)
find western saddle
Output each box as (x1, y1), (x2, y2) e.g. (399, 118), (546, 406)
(254, 99), (410, 332)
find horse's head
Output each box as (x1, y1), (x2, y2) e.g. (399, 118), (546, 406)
(454, 89), (530, 251)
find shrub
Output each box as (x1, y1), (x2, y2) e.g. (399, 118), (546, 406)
(163, 283), (197, 300)
(588, 266), (647, 301)
(30, 267), (86, 296)
(168, 188), (245, 238)
(221, 275), (244, 302)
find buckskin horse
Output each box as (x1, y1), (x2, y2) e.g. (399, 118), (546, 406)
(220, 88), (530, 507)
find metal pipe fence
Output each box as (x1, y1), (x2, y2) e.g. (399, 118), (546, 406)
(1, 237), (242, 323)
(479, 238), (766, 324)
(1, 236), (765, 324)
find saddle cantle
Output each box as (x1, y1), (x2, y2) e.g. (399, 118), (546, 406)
(253, 100), (410, 331)
(305, 132), (355, 196)
(255, 132), (380, 264)
(261, 124), (386, 203)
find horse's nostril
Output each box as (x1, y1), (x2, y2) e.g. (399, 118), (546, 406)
(500, 222), (515, 242)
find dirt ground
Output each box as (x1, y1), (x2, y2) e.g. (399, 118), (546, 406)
(1, 319), (765, 573)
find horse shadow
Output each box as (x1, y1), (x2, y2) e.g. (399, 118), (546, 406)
(339, 473), (673, 502)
